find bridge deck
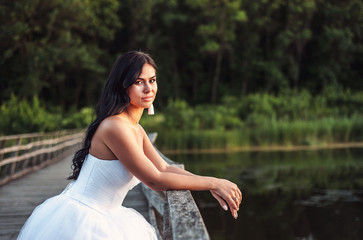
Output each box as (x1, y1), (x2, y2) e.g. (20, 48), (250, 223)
(0, 155), (149, 240)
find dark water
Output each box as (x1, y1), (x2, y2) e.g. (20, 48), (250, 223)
(167, 148), (363, 240)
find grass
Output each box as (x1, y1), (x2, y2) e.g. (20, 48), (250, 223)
(151, 116), (363, 151)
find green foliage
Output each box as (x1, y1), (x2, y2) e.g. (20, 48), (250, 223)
(61, 107), (95, 129)
(0, 95), (60, 134)
(0, 0), (120, 107)
(163, 99), (195, 130)
(0, 96), (94, 135)
(146, 90), (363, 150)
(0, 0), (362, 145)
(163, 99), (242, 131)
(155, 116), (363, 151)
(1, 0), (363, 107)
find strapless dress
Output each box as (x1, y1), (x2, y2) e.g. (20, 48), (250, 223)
(17, 154), (157, 240)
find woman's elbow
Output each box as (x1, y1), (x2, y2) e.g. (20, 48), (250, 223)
(145, 180), (168, 191)
(143, 174), (169, 191)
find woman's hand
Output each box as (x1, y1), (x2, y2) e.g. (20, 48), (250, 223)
(210, 179), (242, 219)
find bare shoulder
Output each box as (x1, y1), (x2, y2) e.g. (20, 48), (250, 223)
(98, 115), (137, 140)
(137, 124), (147, 135)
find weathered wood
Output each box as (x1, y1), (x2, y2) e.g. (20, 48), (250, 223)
(148, 132), (158, 144)
(0, 146), (76, 186)
(0, 130), (81, 141)
(0, 132), (84, 155)
(0, 155), (72, 239)
(147, 204), (163, 240)
(142, 185), (166, 215)
(142, 143), (210, 240)
(0, 130), (84, 186)
(167, 190), (210, 240)
(0, 137), (81, 166)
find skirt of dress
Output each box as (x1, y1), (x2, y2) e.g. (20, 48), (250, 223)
(17, 194), (157, 240)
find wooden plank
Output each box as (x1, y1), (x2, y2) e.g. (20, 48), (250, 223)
(0, 132), (84, 155)
(0, 137), (82, 166)
(167, 190), (210, 240)
(142, 184), (167, 215)
(0, 133), (48, 141)
(151, 146), (210, 240)
(0, 155), (72, 239)
(0, 130), (81, 141)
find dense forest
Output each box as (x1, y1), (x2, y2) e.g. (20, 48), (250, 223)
(0, 0), (362, 143)
(1, 0), (362, 108)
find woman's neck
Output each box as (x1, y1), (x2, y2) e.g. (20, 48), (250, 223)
(123, 106), (144, 126)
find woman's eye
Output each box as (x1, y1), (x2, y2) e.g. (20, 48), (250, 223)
(135, 81), (143, 85)
(150, 79), (156, 83)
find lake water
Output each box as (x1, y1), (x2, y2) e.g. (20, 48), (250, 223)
(166, 148), (363, 240)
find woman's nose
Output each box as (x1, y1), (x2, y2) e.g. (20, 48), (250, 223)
(144, 83), (151, 93)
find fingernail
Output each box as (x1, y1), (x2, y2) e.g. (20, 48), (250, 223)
(223, 205), (228, 211)
(234, 212), (238, 219)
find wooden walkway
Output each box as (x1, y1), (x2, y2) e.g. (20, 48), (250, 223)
(0, 155), (149, 240)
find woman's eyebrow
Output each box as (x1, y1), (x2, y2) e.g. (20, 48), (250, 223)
(137, 75), (156, 80)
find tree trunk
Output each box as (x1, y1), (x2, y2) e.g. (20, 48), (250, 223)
(211, 47), (223, 104)
(169, 37), (180, 98)
(193, 75), (199, 102)
(74, 72), (83, 108)
(241, 59), (249, 96)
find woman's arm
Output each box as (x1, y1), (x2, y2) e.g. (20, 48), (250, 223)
(140, 126), (241, 215)
(101, 120), (241, 218)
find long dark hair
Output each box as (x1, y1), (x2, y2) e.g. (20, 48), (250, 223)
(68, 51), (157, 180)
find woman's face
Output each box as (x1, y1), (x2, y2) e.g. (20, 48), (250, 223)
(127, 63), (157, 110)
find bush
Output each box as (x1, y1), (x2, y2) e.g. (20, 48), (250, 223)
(0, 96), (96, 135)
(322, 87), (363, 117)
(61, 107), (95, 129)
(163, 99), (195, 130)
(0, 95), (61, 135)
(163, 98), (243, 131)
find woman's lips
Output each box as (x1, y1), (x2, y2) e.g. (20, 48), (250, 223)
(142, 96), (153, 101)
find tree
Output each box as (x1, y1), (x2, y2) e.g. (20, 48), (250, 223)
(186, 0), (247, 103)
(303, 0), (363, 92)
(0, 0), (121, 108)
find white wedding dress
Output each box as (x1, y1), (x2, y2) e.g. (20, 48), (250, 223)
(17, 154), (157, 240)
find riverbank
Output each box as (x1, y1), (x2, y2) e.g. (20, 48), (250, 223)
(160, 141), (363, 154)
(149, 114), (363, 153)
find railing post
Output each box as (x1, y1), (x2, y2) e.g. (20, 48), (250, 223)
(140, 134), (210, 240)
(0, 139), (6, 161)
(163, 200), (172, 240)
(10, 137), (22, 176)
(0, 130), (84, 186)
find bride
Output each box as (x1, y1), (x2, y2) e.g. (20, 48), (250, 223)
(17, 51), (242, 239)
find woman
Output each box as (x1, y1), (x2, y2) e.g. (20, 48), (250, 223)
(18, 51), (242, 240)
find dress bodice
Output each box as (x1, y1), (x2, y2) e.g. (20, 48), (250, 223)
(63, 154), (140, 213)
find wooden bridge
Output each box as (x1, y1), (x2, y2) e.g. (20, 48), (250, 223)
(0, 131), (210, 240)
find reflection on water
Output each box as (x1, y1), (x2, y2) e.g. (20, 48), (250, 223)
(167, 148), (363, 240)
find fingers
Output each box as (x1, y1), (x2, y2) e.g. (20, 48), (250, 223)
(228, 185), (242, 219)
(226, 199), (238, 219)
(227, 195), (239, 214)
(210, 190), (228, 211)
(211, 190), (238, 219)
(212, 179), (242, 219)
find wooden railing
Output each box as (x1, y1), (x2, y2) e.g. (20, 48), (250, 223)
(143, 133), (210, 240)
(0, 130), (84, 186)
(0, 131), (210, 239)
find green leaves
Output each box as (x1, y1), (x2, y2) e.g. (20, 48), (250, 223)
(0, 0), (120, 107)
(0, 0), (362, 112)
